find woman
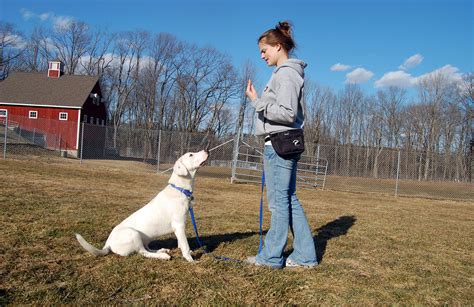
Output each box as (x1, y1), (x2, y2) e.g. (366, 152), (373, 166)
(245, 21), (317, 268)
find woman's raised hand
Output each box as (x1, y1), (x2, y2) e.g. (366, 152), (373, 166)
(245, 79), (258, 102)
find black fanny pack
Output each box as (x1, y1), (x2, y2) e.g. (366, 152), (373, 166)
(268, 129), (305, 158)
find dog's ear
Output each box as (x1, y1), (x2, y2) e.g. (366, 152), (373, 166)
(173, 159), (189, 177)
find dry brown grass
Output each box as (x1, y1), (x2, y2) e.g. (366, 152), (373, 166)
(0, 156), (473, 304)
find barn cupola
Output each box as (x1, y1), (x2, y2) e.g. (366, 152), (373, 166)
(47, 60), (64, 78)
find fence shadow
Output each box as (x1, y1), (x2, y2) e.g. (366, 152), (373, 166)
(313, 215), (357, 263)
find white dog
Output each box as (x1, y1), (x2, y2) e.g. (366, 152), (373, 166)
(75, 150), (209, 262)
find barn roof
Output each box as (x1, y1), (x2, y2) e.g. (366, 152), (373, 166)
(0, 72), (99, 109)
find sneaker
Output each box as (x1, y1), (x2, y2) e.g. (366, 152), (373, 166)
(245, 256), (262, 266)
(285, 258), (316, 268)
(246, 256), (285, 269)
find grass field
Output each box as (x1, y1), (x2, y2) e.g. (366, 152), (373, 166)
(1, 155), (473, 304)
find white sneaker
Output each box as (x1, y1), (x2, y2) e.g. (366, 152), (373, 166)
(285, 258), (315, 268)
(245, 256), (262, 266)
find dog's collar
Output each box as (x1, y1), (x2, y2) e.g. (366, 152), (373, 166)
(170, 184), (193, 199)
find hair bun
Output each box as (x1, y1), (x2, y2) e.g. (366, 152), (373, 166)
(258, 20), (296, 53)
(277, 21), (292, 37)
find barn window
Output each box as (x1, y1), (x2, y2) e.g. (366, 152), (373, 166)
(0, 109), (7, 117)
(83, 115), (88, 123)
(90, 93), (100, 105)
(59, 112), (68, 121)
(29, 111), (38, 119)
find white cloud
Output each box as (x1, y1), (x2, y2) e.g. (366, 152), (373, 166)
(375, 70), (415, 88)
(53, 16), (74, 31)
(39, 13), (52, 21)
(20, 8), (34, 20)
(375, 64), (464, 89)
(415, 64), (463, 85)
(19, 8), (74, 31)
(399, 54), (424, 70)
(42, 37), (56, 52)
(345, 67), (374, 84)
(331, 63), (351, 72)
(4, 34), (27, 49)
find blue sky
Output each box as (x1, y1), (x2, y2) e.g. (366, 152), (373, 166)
(1, 0), (473, 98)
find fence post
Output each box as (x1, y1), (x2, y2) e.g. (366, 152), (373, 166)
(80, 123), (85, 165)
(315, 144), (320, 185)
(3, 113), (8, 159)
(231, 132), (240, 183)
(156, 130), (162, 172)
(395, 149), (401, 197)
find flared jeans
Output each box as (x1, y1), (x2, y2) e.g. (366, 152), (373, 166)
(256, 145), (317, 268)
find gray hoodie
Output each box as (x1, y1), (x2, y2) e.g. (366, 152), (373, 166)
(251, 58), (306, 136)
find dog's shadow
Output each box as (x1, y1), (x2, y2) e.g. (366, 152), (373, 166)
(148, 231), (260, 258)
(312, 215), (356, 263)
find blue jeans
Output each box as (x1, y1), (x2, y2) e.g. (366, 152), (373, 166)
(256, 145), (317, 268)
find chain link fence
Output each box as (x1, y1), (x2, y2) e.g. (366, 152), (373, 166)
(2, 116), (473, 201)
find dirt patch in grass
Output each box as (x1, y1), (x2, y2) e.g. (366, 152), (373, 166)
(0, 158), (473, 304)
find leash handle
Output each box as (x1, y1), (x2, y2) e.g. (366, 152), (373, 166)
(258, 170), (265, 254)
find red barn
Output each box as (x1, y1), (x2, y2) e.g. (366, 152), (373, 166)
(0, 60), (107, 157)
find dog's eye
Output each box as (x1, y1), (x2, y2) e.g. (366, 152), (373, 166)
(189, 154), (193, 157)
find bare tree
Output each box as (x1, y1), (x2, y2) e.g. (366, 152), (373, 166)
(339, 84), (364, 174)
(79, 29), (115, 76)
(174, 45), (237, 133)
(52, 20), (91, 74)
(235, 61), (256, 137)
(304, 82), (335, 153)
(14, 27), (49, 72)
(377, 86), (406, 148)
(107, 31), (140, 147)
(416, 72), (452, 180)
(0, 22), (24, 79)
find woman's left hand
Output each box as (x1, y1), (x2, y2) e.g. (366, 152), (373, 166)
(245, 79), (258, 101)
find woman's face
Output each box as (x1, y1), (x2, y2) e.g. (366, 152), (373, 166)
(258, 41), (282, 66)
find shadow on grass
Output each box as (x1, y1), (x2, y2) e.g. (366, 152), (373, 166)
(148, 231), (260, 257)
(147, 216), (355, 262)
(313, 215), (357, 263)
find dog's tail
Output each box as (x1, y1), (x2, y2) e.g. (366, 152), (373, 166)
(75, 233), (110, 256)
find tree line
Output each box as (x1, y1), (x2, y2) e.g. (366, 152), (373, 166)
(1, 20), (473, 181)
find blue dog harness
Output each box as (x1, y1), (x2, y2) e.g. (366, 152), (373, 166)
(170, 183), (193, 199)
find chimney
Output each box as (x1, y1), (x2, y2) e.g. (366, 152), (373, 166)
(48, 60), (64, 78)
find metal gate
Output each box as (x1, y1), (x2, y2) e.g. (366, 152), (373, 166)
(231, 141), (328, 189)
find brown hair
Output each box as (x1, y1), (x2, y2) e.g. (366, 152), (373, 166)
(258, 21), (296, 53)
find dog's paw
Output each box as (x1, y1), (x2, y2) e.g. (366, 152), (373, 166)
(184, 255), (194, 262)
(157, 248), (170, 253)
(159, 253), (171, 260)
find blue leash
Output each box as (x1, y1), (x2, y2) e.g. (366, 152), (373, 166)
(186, 170), (266, 262)
(258, 170), (265, 254)
(188, 206), (243, 263)
(188, 205), (205, 250)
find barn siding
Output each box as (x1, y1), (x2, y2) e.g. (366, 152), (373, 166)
(0, 105), (80, 151)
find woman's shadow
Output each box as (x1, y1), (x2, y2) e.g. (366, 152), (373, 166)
(313, 215), (356, 263)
